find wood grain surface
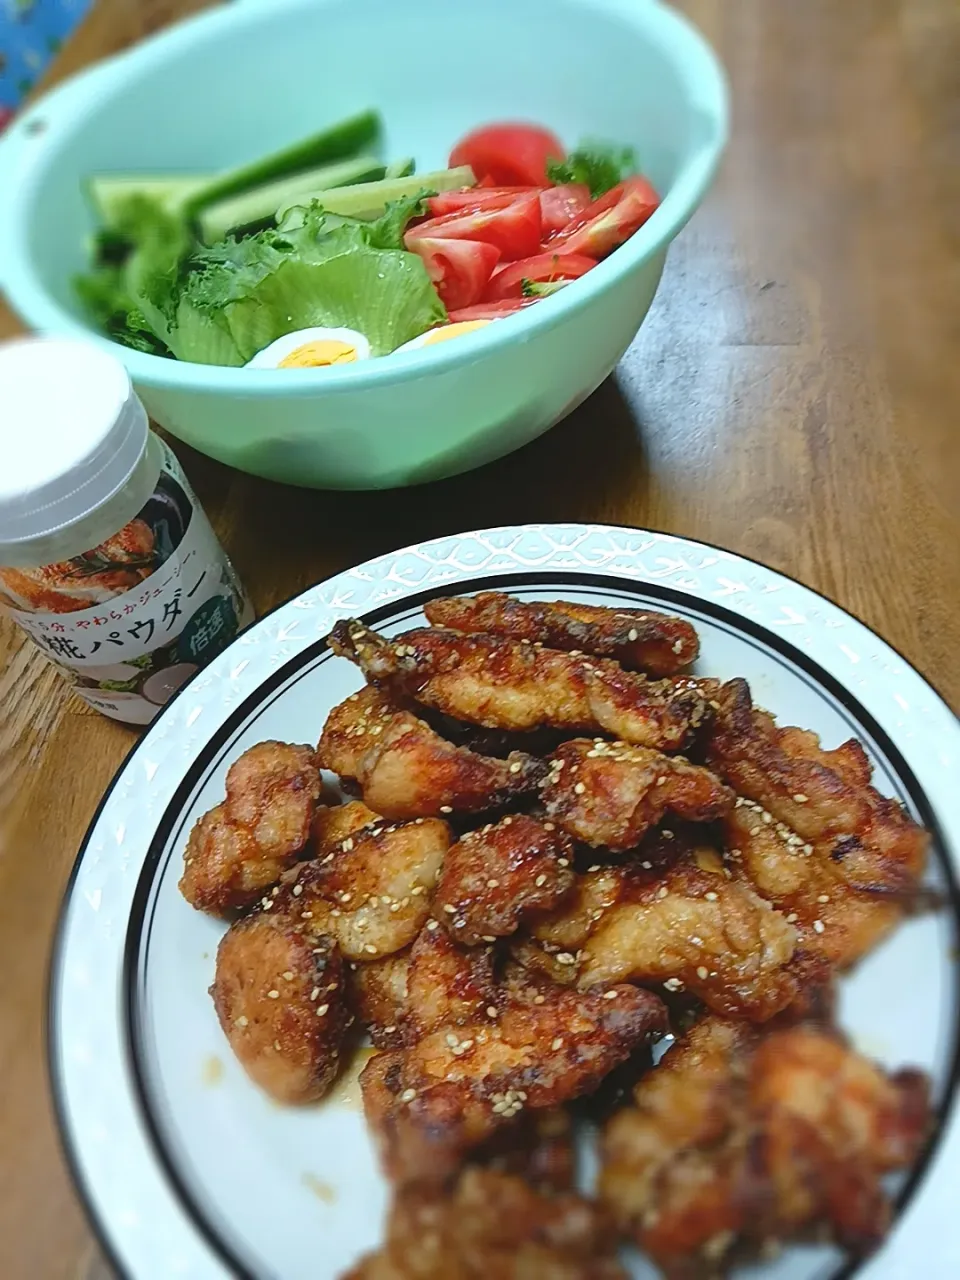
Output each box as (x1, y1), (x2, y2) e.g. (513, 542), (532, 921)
(0, 0), (957, 1276)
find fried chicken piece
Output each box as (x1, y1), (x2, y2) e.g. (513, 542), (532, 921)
(477, 1107), (576, 1192)
(210, 914), (349, 1104)
(707, 679), (928, 931)
(425, 591), (700, 676)
(362, 949), (666, 1187)
(600, 1016), (930, 1273)
(179, 741), (320, 915)
(541, 739), (733, 851)
(434, 815), (576, 946)
(349, 951), (411, 1049)
(518, 850), (803, 1022)
(404, 924), (498, 1038)
(318, 685), (547, 819)
(329, 621), (711, 751)
(344, 1167), (628, 1280)
(277, 807), (451, 961)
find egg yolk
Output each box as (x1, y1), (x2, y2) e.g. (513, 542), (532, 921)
(278, 340), (359, 368)
(421, 320), (491, 346)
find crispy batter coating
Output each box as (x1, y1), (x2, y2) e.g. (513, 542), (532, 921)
(541, 739), (733, 851)
(329, 621), (711, 751)
(362, 944), (666, 1187)
(520, 852), (804, 1022)
(210, 914), (349, 1104)
(424, 591), (700, 677)
(277, 807), (451, 961)
(350, 951), (411, 1049)
(434, 814), (576, 946)
(707, 678), (928, 899)
(179, 741), (320, 915)
(600, 1017), (930, 1273)
(318, 685), (546, 818)
(343, 1167), (628, 1280)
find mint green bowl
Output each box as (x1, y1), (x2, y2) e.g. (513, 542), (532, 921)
(0, 0), (727, 489)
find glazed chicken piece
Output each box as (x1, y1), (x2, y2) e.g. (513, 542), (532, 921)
(425, 591), (700, 676)
(600, 1016), (930, 1273)
(329, 621), (712, 752)
(434, 814), (577, 946)
(350, 951), (411, 1049)
(343, 1166), (629, 1280)
(361, 929), (666, 1187)
(210, 914), (350, 1104)
(179, 741), (321, 915)
(318, 685), (547, 819)
(707, 678), (928, 956)
(541, 739), (733, 851)
(276, 801), (451, 961)
(518, 851), (805, 1022)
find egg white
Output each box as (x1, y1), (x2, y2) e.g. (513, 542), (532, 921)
(393, 319), (492, 355)
(246, 327), (372, 369)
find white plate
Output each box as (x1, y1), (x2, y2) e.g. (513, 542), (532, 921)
(49, 524), (960, 1280)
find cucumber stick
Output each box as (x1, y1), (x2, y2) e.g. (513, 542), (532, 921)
(276, 166), (476, 225)
(384, 157), (416, 179)
(182, 109), (382, 216)
(87, 174), (214, 226)
(197, 156), (386, 243)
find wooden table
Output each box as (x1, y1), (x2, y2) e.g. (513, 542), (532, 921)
(0, 1), (957, 1275)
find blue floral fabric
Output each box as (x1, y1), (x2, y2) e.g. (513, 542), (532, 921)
(0, 0), (92, 122)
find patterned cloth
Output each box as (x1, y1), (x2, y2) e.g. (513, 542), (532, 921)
(0, 0), (93, 126)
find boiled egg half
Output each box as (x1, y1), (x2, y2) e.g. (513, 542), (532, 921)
(393, 319), (492, 355)
(246, 327), (372, 369)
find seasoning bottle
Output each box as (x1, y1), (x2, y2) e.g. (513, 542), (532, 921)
(0, 337), (254, 725)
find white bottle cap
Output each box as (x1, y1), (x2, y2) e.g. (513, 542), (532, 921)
(0, 337), (149, 550)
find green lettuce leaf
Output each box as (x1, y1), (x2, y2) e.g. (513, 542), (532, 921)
(547, 143), (638, 198)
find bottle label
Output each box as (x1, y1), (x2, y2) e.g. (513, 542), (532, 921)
(0, 443), (252, 725)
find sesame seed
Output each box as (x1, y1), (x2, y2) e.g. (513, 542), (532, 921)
(439, 805), (453, 814)
(535, 874), (548, 887)
(509, 761), (522, 774)
(663, 977), (685, 992)
(282, 971), (294, 981)
(400, 1088), (417, 1103)
(341, 892), (352, 903)
(697, 966), (709, 980)
(310, 987), (320, 1001)
(502, 816), (513, 826)
(383, 1025), (396, 1034)
(411, 886), (425, 896)
(551, 1037), (564, 1050)
(533, 994), (546, 1004)
(301, 910), (313, 919)
(544, 822), (555, 831)
(690, 935), (704, 946)
(365, 944), (379, 954)
(657, 886), (669, 899)
(603, 990), (618, 999)
(235, 1015), (249, 1027)
(389, 903), (400, 913)
(793, 793), (809, 804)
(672, 639), (684, 654)
(486, 1006), (498, 1018)
(705, 891), (718, 901)
(267, 990), (280, 999)
(558, 857), (570, 867)
(342, 838), (354, 852)
(261, 898), (274, 910)
(482, 935), (496, 942)
(628, 629), (639, 642)
(817, 893), (830, 903)
(641, 860), (653, 870)
(292, 884), (303, 897)
(317, 1003), (329, 1016)
(446, 1033), (460, 1048)
(786, 912), (799, 923)
(273, 1040), (281, 1051)
(332, 909), (342, 917)
(487, 878), (500, 888)
(813, 919), (826, 934)
(556, 952), (577, 965)
(426, 920), (439, 931)
(443, 904), (457, 914)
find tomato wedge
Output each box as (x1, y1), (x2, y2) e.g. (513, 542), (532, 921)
(406, 192), (542, 262)
(447, 298), (538, 323)
(405, 237), (501, 311)
(539, 183), (592, 235)
(549, 176), (660, 258)
(449, 123), (566, 187)
(483, 252), (597, 301)
(426, 186), (532, 218)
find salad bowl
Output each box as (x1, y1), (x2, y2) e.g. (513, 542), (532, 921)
(0, 0), (727, 489)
